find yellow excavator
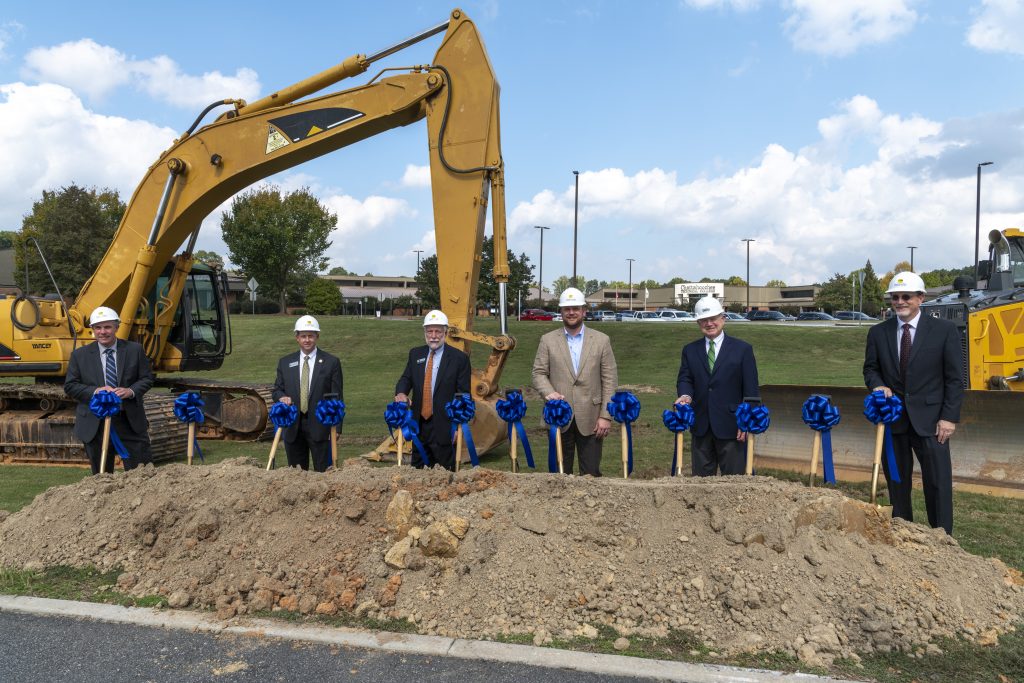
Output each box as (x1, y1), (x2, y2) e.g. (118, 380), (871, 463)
(0, 8), (513, 465)
(758, 228), (1024, 496)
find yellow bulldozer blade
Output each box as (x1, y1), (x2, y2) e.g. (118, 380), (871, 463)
(756, 385), (1024, 498)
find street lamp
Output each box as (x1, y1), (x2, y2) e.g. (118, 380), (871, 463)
(572, 170), (580, 288)
(907, 246), (917, 271)
(413, 249), (424, 315)
(535, 225), (550, 305)
(413, 249), (424, 274)
(626, 258), (636, 311)
(975, 161), (994, 281)
(742, 238), (755, 312)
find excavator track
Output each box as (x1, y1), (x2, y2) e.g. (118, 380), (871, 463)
(158, 378), (275, 441)
(0, 383), (187, 466)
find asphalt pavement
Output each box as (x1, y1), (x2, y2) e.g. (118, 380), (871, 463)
(0, 595), (854, 682)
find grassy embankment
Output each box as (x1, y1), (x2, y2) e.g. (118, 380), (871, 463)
(2, 317), (1022, 682)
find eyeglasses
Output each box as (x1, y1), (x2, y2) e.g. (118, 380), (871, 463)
(890, 293), (918, 302)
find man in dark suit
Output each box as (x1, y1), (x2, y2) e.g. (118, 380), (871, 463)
(864, 271), (963, 534)
(675, 296), (760, 476)
(272, 315), (344, 472)
(64, 306), (154, 474)
(394, 309), (471, 470)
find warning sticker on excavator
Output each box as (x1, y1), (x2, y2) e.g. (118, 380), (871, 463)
(266, 126), (290, 154)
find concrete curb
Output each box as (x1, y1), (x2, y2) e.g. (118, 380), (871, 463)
(0, 595), (857, 682)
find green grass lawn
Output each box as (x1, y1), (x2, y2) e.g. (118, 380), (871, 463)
(2, 316), (1021, 683)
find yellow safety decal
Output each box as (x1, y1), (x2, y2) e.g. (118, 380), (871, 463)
(266, 126), (290, 154)
(307, 125), (323, 137)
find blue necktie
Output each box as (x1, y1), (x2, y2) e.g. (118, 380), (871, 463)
(104, 348), (117, 387)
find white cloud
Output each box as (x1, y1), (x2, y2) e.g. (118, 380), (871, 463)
(22, 39), (260, 108)
(507, 95), (1024, 285)
(401, 164), (431, 188)
(684, 0), (763, 10)
(782, 0), (919, 56)
(967, 0), (1024, 55)
(0, 82), (175, 228)
(0, 21), (25, 60)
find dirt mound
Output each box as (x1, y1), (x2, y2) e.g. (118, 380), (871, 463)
(1, 459), (1021, 667)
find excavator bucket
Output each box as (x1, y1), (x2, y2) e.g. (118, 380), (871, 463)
(756, 385), (1024, 497)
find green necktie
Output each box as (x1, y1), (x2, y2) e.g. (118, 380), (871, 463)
(300, 355), (310, 412)
(707, 340), (716, 371)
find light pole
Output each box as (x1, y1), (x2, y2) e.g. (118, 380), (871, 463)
(742, 238), (755, 312)
(907, 246), (916, 271)
(975, 161), (993, 281)
(535, 225), (550, 305)
(413, 250), (424, 315)
(572, 170), (580, 288)
(626, 258), (636, 311)
(413, 249), (423, 274)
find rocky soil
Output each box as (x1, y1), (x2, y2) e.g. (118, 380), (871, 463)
(1, 458), (1021, 667)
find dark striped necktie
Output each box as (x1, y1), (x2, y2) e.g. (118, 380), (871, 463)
(104, 347), (117, 387)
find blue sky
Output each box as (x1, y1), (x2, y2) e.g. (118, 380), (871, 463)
(2, 0), (1023, 287)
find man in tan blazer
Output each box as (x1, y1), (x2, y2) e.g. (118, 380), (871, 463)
(532, 287), (619, 476)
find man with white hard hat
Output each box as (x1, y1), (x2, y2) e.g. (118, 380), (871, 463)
(675, 295), (760, 476)
(272, 315), (343, 472)
(864, 271), (963, 534)
(64, 306), (155, 474)
(532, 287), (618, 476)
(394, 309), (471, 470)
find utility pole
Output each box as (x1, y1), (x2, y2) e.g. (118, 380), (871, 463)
(975, 161), (994, 281)
(742, 239), (755, 312)
(535, 226), (550, 305)
(413, 250), (424, 315)
(907, 246), (916, 271)
(626, 258), (636, 311)
(572, 170), (580, 288)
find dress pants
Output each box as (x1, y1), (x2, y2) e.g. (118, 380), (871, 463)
(884, 430), (954, 534)
(413, 417), (456, 471)
(284, 412), (333, 472)
(690, 432), (745, 476)
(559, 419), (603, 476)
(84, 414), (152, 474)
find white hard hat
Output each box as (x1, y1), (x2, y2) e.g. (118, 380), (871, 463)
(558, 287), (585, 307)
(89, 306), (119, 326)
(886, 271), (926, 295)
(294, 315), (321, 332)
(693, 296), (725, 321)
(423, 309), (449, 326)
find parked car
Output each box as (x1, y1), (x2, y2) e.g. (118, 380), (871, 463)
(724, 312), (749, 322)
(594, 310), (617, 321)
(615, 310), (636, 321)
(797, 312), (837, 321)
(834, 311), (879, 321)
(748, 310), (797, 322)
(658, 310), (694, 321)
(519, 308), (554, 321)
(552, 312), (563, 322)
(627, 311), (665, 321)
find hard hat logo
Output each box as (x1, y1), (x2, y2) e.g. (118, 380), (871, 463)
(558, 287), (585, 307)
(423, 309), (449, 326)
(886, 271), (925, 294)
(89, 307), (120, 326)
(294, 316), (321, 332)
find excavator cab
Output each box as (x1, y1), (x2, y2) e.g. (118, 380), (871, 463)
(154, 262), (229, 373)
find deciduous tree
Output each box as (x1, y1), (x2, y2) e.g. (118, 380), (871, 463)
(221, 187), (335, 312)
(15, 184), (125, 297)
(304, 277), (342, 315)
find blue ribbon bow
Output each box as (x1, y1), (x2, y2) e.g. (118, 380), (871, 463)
(269, 401), (298, 429)
(802, 395), (841, 484)
(542, 399), (574, 473)
(384, 401), (429, 466)
(862, 391), (903, 484)
(88, 390), (129, 461)
(495, 390), (535, 469)
(663, 402), (695, 476)
(735, 402), (770, 434)
(315, 398), (346, 468)
(607, 390), (641, 476)
(173, 391), (205, 463)
(445, 394), (479, 467)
